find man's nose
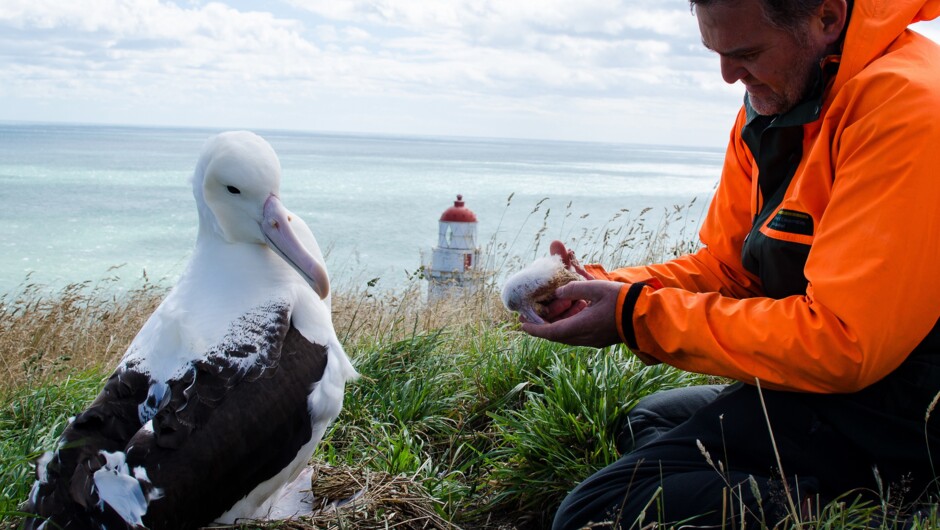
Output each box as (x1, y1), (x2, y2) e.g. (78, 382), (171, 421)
(719, 56), (747, 84)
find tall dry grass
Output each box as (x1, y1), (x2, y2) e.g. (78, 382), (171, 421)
(331, 276), (509, 355)
(0, 195), (702, 394)
(0, 275), (164, 392)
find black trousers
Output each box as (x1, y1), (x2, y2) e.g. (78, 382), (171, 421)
(552, 383), (930, 529)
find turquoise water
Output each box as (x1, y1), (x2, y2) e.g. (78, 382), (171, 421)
(0, 123), (723, 295)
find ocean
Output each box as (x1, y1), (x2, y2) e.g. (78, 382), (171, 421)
(0, 122), (724, 296)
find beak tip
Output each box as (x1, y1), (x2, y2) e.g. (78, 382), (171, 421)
(520, 307), (545, 325)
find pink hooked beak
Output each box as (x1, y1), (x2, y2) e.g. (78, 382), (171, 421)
(261, 195), (330, 300)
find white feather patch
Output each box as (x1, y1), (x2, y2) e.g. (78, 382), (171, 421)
(501, 255), (567, 310)
(35, 451), (53, 484)
(93, 451), (149, 526)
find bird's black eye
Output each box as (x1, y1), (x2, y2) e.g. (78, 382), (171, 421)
(226, 186), (241, 195)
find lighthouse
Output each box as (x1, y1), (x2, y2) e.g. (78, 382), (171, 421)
(426, 195), (482, 302)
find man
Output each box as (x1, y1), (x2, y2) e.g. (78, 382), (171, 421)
(522, 0), (940, 527)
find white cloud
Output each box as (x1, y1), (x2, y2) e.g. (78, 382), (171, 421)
(0, 1), (938, 146)
(0, 0), (332, 119)
(914, 18), (940, 42)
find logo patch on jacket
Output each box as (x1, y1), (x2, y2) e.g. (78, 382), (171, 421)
(767, 209), (814, 236)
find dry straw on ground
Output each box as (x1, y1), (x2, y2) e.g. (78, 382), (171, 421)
(305, 464), (456, 529)
(206, 465), (459, 530)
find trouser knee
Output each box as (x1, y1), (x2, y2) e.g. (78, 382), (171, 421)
(616, 384), (725, 454)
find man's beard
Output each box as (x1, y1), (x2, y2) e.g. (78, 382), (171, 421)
(750, 36), (824, 116)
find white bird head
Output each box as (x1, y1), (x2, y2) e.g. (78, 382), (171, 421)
(190, 131), (330, 299)
(501, 254), (583, 324)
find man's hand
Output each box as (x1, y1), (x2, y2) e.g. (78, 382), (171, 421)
(531, 240), (595, 322)
(521, 280), (623, 348)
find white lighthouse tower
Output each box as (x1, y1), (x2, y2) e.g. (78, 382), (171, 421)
(427, 195), (482, 302)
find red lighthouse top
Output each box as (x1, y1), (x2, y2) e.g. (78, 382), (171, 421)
(439, 194), (477, 223)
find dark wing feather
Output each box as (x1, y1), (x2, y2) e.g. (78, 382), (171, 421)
(23, 368), (151, 530)
(129, 304), (329, 529)
(151, 302), (289, 449)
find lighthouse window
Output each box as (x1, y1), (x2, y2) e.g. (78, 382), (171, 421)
(445, 226), (453, 246)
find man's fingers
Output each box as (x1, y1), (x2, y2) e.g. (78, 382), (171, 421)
(519, 280), (623, 348)
(522, 318), (573, 342)
(542, 298), (587, 322)
(557, 299), (588, 319)
(522, 310), (595, 345)
(554, 280), (601, 302)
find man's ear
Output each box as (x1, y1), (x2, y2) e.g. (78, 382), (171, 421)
(817, 0), (849, 46)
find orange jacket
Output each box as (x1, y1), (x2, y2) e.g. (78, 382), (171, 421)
(588, 0), (940, 393)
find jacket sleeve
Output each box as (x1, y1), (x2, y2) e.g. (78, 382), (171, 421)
(601, 68), (940, 393)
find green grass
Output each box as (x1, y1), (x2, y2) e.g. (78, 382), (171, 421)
(2, 200), (938, 528)
(1, 370), (110, 522)
(3, 279), (938, 528)
(319, 326), (713, 527)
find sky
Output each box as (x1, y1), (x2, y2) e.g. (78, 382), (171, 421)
(1, 1), (939, 147)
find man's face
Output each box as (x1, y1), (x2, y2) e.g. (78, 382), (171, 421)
(697, 0), (830, 115)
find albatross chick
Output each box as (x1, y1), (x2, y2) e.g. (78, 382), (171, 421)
(501, 254), (584, 324)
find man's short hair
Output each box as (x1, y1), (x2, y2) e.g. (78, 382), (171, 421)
(689, 0), (825, 32)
